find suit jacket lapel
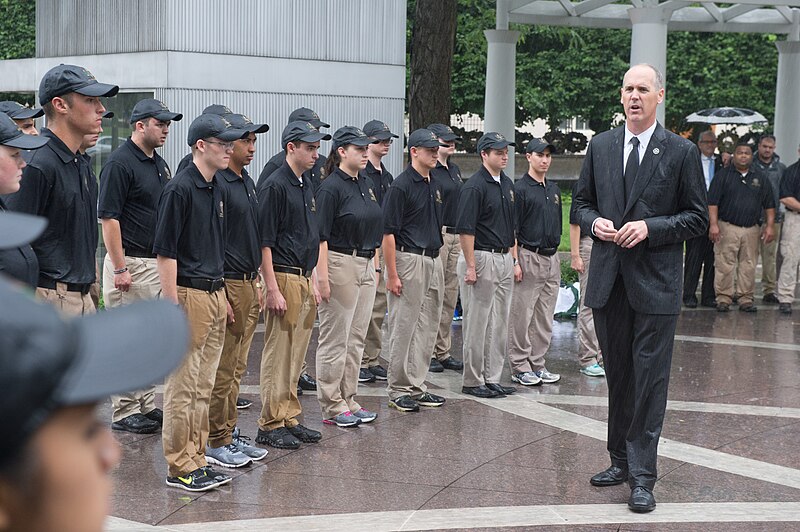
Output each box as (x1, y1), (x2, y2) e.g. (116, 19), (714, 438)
(610, 127), (625, 216)
(625, 123), (666, 216)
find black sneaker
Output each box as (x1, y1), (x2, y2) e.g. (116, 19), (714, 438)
(200, 466), (232, 485)
(440, 357), (464, 371)
(287, 424), (322, 443)
(717, 303), (730, 313)
(414, 392), (446, 407)
(256, 427), (301, 449)
(739, 303), (757, 313)
(389, 395), (420, 412)
(112, 413), (160, 434)
(359, 368), (376, 383)
(429, 358), (444, 373)
(780, 303), (793, 314)
(763, 293), (779, 304)
(143, 408), (163, 424)
(298, 372), (317, 391)
(369, 365), (388, 380)
(166, 468), (222, 492)
(236, 397), (253, 409)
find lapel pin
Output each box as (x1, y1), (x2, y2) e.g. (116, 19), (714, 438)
(653, 148), (660, 155)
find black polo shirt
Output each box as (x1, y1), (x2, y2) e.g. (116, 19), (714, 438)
(176, 153), (192, 175)
(708, 166), (775, 228)
(258, 150), (327, 193)
(217, 167), (261, 275)
(779, 160), (800, 203)
(382, 165), (443, 250)
(455, 165), (516, 249)
(153, 162), (225, 279)
(316, 167), (383, 250)
(257, 161), (319, 271)
(361, 160), (393, 206)
(515, 174), (562, 249)
(431, 160), (463, 228)
(4, 128), (98, 284)
(98, 138), (171, 257)
(0, 198), (38, 288)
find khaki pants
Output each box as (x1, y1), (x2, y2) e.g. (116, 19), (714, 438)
(507, 249), (560, 374)
(162, 286), (226, 477)
(759, 222), (782, 296)
(103, 254), (161, 422)
(577, 236), (601, 367)
(259, 272), (316, 431)
(316, 252), (376, 419)
(458, 250), (513, 387)
(363, 252), (386, 368)
(386, 251), (444, 400)
(714, 220), (760, 306)
(434, 230), (462, 361)
(36, 284), (96, 317)
(208, 279), (261, 448)
(778, 211), (800, 303)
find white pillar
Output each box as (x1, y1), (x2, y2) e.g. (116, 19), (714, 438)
(628, 7), (669, 125)
(484, 29), (520, 177)
(774, 40), (800, 165)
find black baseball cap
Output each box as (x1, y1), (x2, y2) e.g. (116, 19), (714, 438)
(0, 279), (189, 468)
(408, 128), (448, 149)
(202, 104), (233, 116)
(0, 211), (47, 250)
(427, 123), (462, 142)
(0, 113), (49, 150)
(0, 101), (44, 120)
(477, 132), (515, 154)
(102, 111), (114, 119)
(363, 120), (399, 141)
(130, 98), (183, 124)
(332, 126), (377, 148)
(187, 114), (248, 146)
(288, 107), (329, 129)
(38, 64), (119, 106)
(225, 113), (269, 134)
(281, 121), (332, 149)
(526, 138), (556, 154)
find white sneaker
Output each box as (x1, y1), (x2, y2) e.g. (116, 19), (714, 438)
(205, 443), (253, 468)
(511, 371), (542, 386)
(580, 363), (606, 377)
(534, 368), (561, 384)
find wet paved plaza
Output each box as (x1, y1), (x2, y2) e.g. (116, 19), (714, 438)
(105, 300), (800, 531)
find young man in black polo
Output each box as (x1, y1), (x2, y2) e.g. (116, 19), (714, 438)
(98, 98), (183, 435)
(6, 64), (118, 316)
(382, 128), (447, 412)
(154, 113), (248, 492)
(456, 132), (518, 399)
(0, 100), (43, 135)
(256, 121), (330, 449)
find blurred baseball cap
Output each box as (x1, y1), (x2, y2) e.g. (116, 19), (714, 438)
(281, 121), (332, 149)
(102, 111), (114, 119)
(288, 107), (329, 129)
(202, 104), (233, 116)
(225, 113), (269, 134)
(130, 98), (183, 124)
(408, 128), (448, 149)
(427, 123), (462, 143)
(39, 64), (119, 106)
(0, 113), (49, 150)
(477, 132), (515, 154)
(526, 138), (556, 154)
(0, 211), (47, 250)
(363, 120), (399, 141)
(0, 101), (44, 120)
(332, 126), (376, 148)
(187, 114), (248, 146)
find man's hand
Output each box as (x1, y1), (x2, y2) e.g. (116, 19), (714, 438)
(762, 225), (775, 244)
(614, 220), (648, 249)
(709, 223), (721, 244)
(266, 288), (287, 316)
(464, 265), (477, 285)
(593, 218), (618, 241)
(317, 277), (331, 303)
(513, 263), (523, 282)
(226, 299), (235, 325)
(114, 270), (132, 292)
(571, 254), (585, 274)
(387, 274), (402, 296)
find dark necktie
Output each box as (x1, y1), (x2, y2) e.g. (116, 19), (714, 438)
(624, 137), (640, 200)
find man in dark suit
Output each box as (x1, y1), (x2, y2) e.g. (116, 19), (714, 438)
(683, 130), (723, 307)
(573, 64), (707, 513)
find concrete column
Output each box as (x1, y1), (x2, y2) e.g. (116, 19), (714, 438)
(628, 7), (669, 125)
(484, 29), (520, 177)
(774, 40), (800, 165)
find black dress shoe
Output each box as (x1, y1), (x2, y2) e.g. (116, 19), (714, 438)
(683, 298), (698, 308)
(440, 357), (464, 371)
(429, 358), (444, 372)
(589, 465), (628, 486)
(701, 299), (717, 308)
(112, 413), (160, 434)
(763, 293), (779, 304)
(143, 408), (163, 424)
(628, 486), (656, 513)
(462, 385), (501, 398)
(485, 382), (516, 395)
(298, 372), (317, 390)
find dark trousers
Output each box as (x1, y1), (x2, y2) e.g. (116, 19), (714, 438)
(593, 275), (678, 491)
(683, 235), (715, 305)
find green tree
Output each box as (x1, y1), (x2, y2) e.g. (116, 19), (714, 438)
(0, 0), (35, 60)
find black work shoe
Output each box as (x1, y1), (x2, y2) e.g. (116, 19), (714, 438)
(414, 392), (446, 407)
(389, 395), (420, 412)
(166, 468), (222, 492)
(717, 303), (730, 312)
(429, 358), (444, 373)
(143, 408), (163, 424)
(298, 372), (317, 391)
(780, 303), (793, 315)
(358, 368), (376, 383)
(739, 303), (757, 313)
(368, 365), (388, 380)
(628, 486), (656, 513)
(590, 465), (628, 487)
(461, 385), (501, 398)
(112, 413), (160, 434)
(440, 356), (464, 371)
(763, 293), (779, 304)
(287, 424), (322, 443)
(236, 397), (253, 409)
(486, 382), (516, 395)
(256, 427), (301, 449)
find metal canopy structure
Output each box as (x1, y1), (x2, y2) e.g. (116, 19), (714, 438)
(484, 0), (800, 176)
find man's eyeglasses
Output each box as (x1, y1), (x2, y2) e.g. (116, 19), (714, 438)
(205, 140), (235, 150)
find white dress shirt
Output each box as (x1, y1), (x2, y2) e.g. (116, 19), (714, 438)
(623, 121), (657, 173)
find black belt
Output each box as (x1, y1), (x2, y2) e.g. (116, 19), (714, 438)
(444, 226), (458, 234)
(474, 246), (509, 254)
(396, 245), (439, 258)
(328, 246), (375, 259)
(126, 249), (157, 259)
(273, 264), (312, 278)
(177, 276), (225, 293)
(223, 272), (259, 281)
(519, 243), (558, 257)
(37, 277), (92, 294)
